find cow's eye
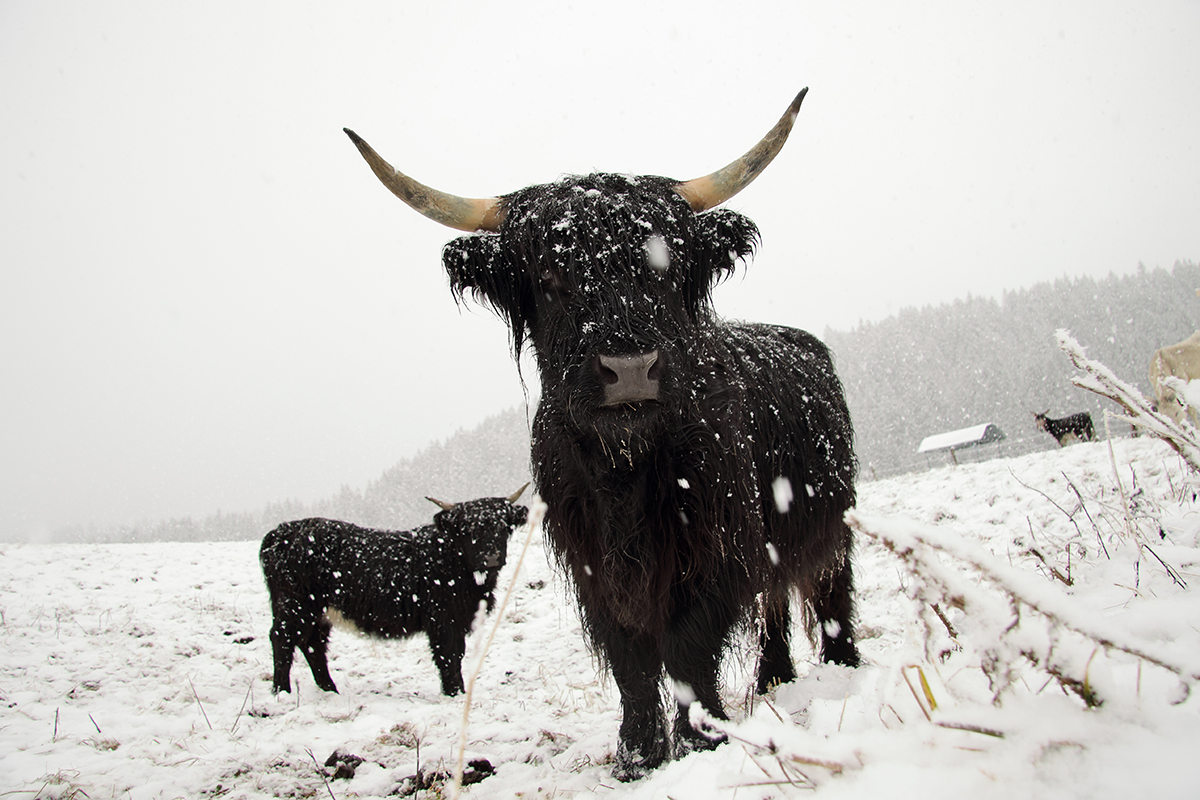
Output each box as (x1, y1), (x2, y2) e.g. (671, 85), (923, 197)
(539, 267), (568, 296)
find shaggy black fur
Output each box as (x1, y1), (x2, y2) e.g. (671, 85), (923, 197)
(260, 495), (528, 696)
(441, 173), (859, 780)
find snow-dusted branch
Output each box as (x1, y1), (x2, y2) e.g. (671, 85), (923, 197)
(1056, 330), (1200, 473)
(848, 511), (1200, 705)
(686, 703), (856, 790)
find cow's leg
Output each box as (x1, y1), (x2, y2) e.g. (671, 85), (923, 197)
(599, 623), (669, 782)
(299, 615), (338, 692)
(812, 548), (860, 667)
(268, 610), (297, 694)
(756, 596), (797, 694)
(427, 621), (466, 697)
(662, 594), (740, 756)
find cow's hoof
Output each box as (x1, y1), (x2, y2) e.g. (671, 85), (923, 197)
(822, 638), (861, 669)
(612, 737), (668, 782)
(756, 667), (797, 695)
(674, 718), (727, 758)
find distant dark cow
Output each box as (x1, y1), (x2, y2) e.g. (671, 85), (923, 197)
(345, 89), (859, 780)
(1033, 411), (1095, 446)
(260, 486), (528, 696)
(1150, 331), (1200, 426)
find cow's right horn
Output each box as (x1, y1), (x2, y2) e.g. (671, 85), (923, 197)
(675, 88), (808, 213)
(507, 482), (530, 503)
(344, 128), (505, 232)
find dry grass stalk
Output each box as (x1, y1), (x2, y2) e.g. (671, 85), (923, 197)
(933, 720), (1006, 738)
(1009, 469), (1107, 559)
(189, 678), (212, 730)
(449, 501), (546, 800)
(687, 705), (852, 787)
(229, 682), (252, 735)
(904, 664), (938, 715)
(305, 747), (338, 800)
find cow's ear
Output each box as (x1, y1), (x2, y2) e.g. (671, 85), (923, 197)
(692, 209), (760, 281)
(681, 209), (760, 315)
(443, 233), (534, 355)
(431, 507), (464, 538)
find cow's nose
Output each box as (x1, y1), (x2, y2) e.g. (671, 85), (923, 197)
(597, 350), (662, 406)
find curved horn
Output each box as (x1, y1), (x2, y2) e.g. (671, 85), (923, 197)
(343, 128), (505, 232)
(426, 496), (456, 512)
(507, 482), (530, 503)
(675, 88), (808, 213)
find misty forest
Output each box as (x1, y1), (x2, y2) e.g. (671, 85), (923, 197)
(47, 260), (1199, 544)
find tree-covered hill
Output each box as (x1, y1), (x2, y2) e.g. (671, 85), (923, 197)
(53, 261), (1197, 542)
(824, 260), (1198, 478)
(55, 408), (534, 543)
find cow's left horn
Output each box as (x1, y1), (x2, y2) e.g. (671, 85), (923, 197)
(507, 482), (530, 503)
(426, 496), (456, 512)
(675, 88), (808, 213)
(344, 128), (505, 232)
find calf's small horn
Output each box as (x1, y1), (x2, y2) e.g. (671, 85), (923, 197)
(343, 128), (505, 232)
(508, 482), (530, 503)
(426, 496), (456, 512)
(675, 88), (808, 213)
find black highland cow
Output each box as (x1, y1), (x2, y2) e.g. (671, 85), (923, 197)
(345, 89), (859, 780)
(260, 486), (529, 697)
(1033, 410), (1096, 446)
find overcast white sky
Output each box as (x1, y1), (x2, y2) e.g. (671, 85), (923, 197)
(3, 1), (1198, 537)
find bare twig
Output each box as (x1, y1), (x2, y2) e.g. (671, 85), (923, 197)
(1026, 547), (1073, 586)
(1009, 469), (1106, 559)
(1143, 543), (1188, 589)
(689, 706), (851, 779)
(761, 698), (785, 723)
(230, 682), (253, 735)
(1105, 412), (1139, 544)
(931, 602), (960, 638)
(189, 678), (212, 731)
(901, 667), (933, 721)
(1009, 469), (1076, 521)
(1061, 473), (1111, 560)
(305, 747), (338, 800)
(934, 720), (1006, 738)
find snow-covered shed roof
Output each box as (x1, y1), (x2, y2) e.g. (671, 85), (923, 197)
(917, 423), (1006, 453)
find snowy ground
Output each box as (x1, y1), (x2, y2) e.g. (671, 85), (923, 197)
(3, 435), (1200, 799)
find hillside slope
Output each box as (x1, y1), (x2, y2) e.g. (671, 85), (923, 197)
(3, 435), (1198, 797)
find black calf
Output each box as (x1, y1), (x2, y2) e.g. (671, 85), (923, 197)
(260, 487), (528, 696)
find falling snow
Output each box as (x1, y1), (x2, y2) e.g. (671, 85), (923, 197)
(772, 476), (794, 513)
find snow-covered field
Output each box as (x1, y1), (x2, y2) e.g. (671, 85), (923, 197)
(4, 436), (1200, 799)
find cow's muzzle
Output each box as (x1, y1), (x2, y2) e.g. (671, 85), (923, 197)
(597, 350), (662, 406)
